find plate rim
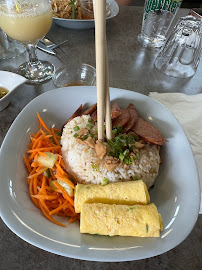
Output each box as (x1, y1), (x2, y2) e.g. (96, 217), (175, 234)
(0, 86), (200, 262)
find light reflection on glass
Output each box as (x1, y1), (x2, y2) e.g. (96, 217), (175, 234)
(175, 196), (177, 203)
(26, 127), (31, 133)
(43, 108), (47, 112)
(52, 124), (56, 128)
(12, 211), (81, 248)
(148, 116), (153, 121)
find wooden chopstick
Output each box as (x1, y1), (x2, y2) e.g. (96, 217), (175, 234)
(94, 0), (112, 141)
(105, 44), (112, 140)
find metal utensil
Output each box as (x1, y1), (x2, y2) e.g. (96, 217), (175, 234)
(40, 38), (68, 63)
(42, 38), (68, 49)
(37, 41), (56, 55)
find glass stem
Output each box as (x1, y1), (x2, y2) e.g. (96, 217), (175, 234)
(26, 43), (39, 65)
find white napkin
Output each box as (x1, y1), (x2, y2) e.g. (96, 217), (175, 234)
(149, 92), (202, 214)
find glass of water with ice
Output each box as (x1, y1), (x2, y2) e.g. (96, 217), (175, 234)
(138, 0), (183, 48)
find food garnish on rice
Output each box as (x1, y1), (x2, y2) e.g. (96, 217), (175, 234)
(61, 102), (165, 189)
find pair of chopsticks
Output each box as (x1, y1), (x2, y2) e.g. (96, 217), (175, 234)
(93, 0), (112, 141)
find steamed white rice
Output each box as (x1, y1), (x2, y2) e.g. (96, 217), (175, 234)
(61, 115), (161, 189)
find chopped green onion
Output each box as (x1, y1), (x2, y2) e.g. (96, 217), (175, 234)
(123, 149), (129, 156)
(130, 145), (135, 151)
(119, 153), (124, 160)
(82, 135), (88, 140)
(136, 153), (140, 160)
(124, 157), (129, 165)
(133, 175), (139, 180)
(74, 126), (80, 131)
(134, 134), (139, 141)
(44, 168), (51, 178)
(102, 178), (108, 186)
(146, 224), (149, 233)
(73, 133), (78, 138)
(117, 126), (123, 134)
(92, 163), (99, 171)
(88, 133), (94, 138)
(72, 3), (75, 19)
(88, 117), (93, 122)
(112, 128), (117, 134)
(129, 155), (134, 163)
(86, 123), (94, 128)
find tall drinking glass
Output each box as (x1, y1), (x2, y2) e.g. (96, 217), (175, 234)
(0, 0), (54, 84)
(138, 0), (183, 48)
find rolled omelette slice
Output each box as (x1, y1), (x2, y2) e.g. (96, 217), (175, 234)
(80, 203), (163, 237)
(74, 180), (150, 213)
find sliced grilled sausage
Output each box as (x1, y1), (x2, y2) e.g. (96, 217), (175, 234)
(82, 103), (97, 115)
(132, 118), (166, 145)
(90, 103), (121, 122)
(123, 104), (138, 133)
(111, 102), (121, 119)
(62, 104), (83, 129)
(91, 110), (97, 122)
(112, 108), (131, 128)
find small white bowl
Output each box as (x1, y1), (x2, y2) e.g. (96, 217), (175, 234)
(0, 71), (27, 111)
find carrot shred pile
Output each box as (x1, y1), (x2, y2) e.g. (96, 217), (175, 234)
(24, 112), (79, 227)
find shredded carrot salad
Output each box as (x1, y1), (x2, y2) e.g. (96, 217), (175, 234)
(24, 113), (79, 227)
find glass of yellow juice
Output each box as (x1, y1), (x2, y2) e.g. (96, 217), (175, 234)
(0, 0), (54, 84)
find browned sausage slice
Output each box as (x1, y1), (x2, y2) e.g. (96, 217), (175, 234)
(112, 108), (131, 128)
(82, 103), (97, 115)
(132, 118), (166, 145)
(123, 104), (138, 133)
(90, 103), (121, 122)
(62, 104), (83, 129)
(91, 110), (97, 122)
(111, 103), (121, 119)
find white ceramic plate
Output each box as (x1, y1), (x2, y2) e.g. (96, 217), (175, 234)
(53, 0), (119, 29)
(0, 87), (200, 262)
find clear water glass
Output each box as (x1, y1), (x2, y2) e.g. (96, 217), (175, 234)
(155, 16), (202, 78)
(138, 0), (183, 48)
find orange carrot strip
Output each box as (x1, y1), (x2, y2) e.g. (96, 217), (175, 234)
(53, 181), (74, 206)
(29, 178), (40, 208)
(55, 162), (65, 176)
(27, 146), (61, 153)
(31, 194), (59, 200)
(49, 201), (68, 215)
(31, 162), (38, 168)
(69, 216), (78, 223)
(38, 151), (47, 157)
(39, 199), (50, 213)
(39, 201), (66, 227)
(33, 130), (42, 139)
(37, 113), (52, 134)
(33, 176), (38, 195)
(52, 129), (60, 146)
(28, 167), (47, 179)
(41, 175), (47, 195)
(55, 174), (75, 189)
(24, 155), (31, 174)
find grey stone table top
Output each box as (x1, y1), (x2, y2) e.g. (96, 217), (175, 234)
(0, 6), (201, 270)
